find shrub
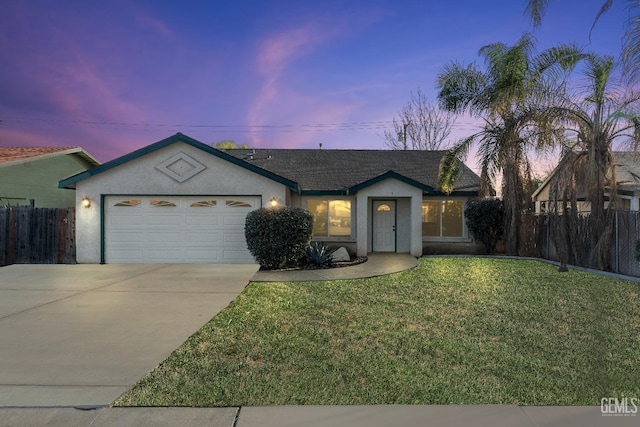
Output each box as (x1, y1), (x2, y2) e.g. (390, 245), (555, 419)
(245, 206), (314, 269)
(464, 199), (504, 254)
(306, 241), (334, 267)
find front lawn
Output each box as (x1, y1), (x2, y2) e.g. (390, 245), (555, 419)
(115, 257), (640, 406)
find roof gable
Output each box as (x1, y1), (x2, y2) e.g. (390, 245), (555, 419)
(345, 170), (435, 194)
(58, 133), (301, 191)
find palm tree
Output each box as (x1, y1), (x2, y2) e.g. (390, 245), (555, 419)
(526, 0), (640, 81)
(545, 54), (640, 270)
(437, 33), (581, 255)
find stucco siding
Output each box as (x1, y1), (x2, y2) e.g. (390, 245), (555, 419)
(75, 142), (287, 263)
(356, 178), (423, 257)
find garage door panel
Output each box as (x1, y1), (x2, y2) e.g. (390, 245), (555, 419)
(185, 231), (220, 243)
(222, 215), (248, 226)
(109, 215), (144, 226)
(109, 231), (144, 243)
(147, 248), (185, 262)
(185, 215), (220, 226)
(146, 215), (182, 226)
(147, 232), (183, 243)
(105, 196), (258, 264)
(223, 232), (245, 243)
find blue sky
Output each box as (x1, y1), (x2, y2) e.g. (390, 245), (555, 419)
(0, 0), (630, 166)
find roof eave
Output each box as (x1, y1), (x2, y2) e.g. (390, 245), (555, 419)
(1, 147), (100, 169)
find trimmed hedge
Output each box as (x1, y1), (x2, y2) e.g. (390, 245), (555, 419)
(464, 199), (504, 255)
(245, 206), (314, 269)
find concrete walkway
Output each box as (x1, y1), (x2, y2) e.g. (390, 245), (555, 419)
(252, 253), (418, 282)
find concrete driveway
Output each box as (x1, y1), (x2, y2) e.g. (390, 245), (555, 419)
(0, 263), (258, 407)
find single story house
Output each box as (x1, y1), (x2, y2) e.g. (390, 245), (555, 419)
(0, 146), (99, 208)
(533, 151), (640, 213)
(59, 133), (481, 264)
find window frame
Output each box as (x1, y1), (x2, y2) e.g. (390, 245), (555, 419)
(305, 197), (355, 240)
(421, 197), (470, 241)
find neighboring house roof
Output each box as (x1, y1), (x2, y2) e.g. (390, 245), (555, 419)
(59, 133), (480, 195)
(0, 146), (100, 168)
(532, 151), (640, 200)
(613, 151), (640, 190)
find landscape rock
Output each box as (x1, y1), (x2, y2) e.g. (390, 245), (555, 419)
(331, 247), (350, 262)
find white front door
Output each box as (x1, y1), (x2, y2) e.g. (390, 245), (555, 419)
(372, 200), (396, 252)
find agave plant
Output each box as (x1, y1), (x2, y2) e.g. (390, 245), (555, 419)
(306, 241), (334, 267)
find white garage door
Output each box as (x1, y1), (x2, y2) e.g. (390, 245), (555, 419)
(104, 196), (259, 263)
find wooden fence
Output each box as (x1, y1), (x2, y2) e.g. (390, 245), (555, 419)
(0, 206), (76, 266)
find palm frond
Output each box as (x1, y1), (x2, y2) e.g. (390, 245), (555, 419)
(533, 43), (585, 79)
(437, 62), (487, 115)
(437, 135), (476, 193)
(525, 0), (551, 27)
(589, 0), (615, 41)
(621, 1), (640, 81)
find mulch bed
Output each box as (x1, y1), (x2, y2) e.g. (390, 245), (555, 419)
(259, 256), (368, 271)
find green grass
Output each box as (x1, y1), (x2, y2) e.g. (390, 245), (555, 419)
(115, 257), (640, 406)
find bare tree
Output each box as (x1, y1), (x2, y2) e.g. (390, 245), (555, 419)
(211, 140), (250, 149)
(383, 87), (456, 151)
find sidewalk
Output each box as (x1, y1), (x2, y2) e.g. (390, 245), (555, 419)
(1, 405), (636, 427)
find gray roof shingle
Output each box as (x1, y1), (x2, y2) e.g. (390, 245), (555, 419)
(223, 149), (480, 194)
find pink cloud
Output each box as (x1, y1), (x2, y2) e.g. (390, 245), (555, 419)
(137, 14), (175, 38)
(247, 8), (387, 147)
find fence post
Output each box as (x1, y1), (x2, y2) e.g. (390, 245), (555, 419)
(615, 210), (619, 273)
(546, 215), (550, 259)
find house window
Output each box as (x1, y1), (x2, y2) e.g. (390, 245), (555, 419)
(150, 200), (177, 207)
(422, 200), (464, 238)
(191, 200), (217, 207)
(619, 198), (631, 210)
(307, 200), (351, 237)
(114, 200), (141, 207)
(226, 200), (252, 208)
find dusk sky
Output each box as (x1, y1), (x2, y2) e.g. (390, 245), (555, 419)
(0, 1), (630, 170)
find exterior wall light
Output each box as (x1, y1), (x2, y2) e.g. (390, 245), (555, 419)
(81, 197), (92, 208)
(270, 197), (278, 207)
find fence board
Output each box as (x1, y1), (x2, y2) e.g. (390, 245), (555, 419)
(0, 208), (7, 266)
(522, 210), (640, 278)
(0, 207), (76, 266)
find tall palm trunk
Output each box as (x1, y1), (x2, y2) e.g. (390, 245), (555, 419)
(590, 147), (615, 270)
(502, 142), (523, 255)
